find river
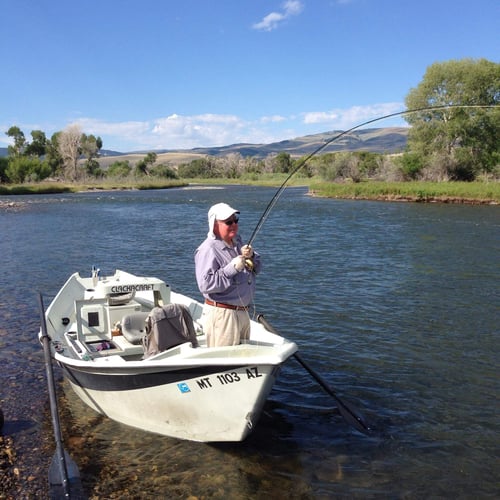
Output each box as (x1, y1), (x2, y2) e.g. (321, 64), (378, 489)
(0, 185), (498, 498)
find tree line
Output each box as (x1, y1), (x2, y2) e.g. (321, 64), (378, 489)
(1, 58), (498, 185)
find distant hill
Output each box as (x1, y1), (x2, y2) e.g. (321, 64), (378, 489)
(0, 127), (408, 164)
(186, 127), (408, 158)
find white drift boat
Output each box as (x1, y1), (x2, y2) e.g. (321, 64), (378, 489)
(40, 269), (297, 442)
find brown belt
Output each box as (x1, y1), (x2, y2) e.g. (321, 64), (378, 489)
(205, 299), (248, 311)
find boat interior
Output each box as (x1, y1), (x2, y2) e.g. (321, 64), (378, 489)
(49, 272), (206, 362)
(46, 270), (290, 364)
(62, 302), (205, 363)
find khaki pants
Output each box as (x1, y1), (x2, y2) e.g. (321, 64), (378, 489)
(205, 306), (250, 347)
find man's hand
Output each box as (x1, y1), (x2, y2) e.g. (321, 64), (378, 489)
(231, 256), (246, 272)
(241, 245), (254, 259)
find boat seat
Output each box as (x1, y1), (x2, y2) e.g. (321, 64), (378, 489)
(121, 312), (150, 345)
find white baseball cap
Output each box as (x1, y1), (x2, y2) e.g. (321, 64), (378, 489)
(207, 203), (239, 237)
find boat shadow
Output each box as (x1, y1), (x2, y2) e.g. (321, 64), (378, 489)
(0, 419), (37, 436)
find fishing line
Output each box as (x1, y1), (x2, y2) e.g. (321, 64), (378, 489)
(246, 104), (497, 247)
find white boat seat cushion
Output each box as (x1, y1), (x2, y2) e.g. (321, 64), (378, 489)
(121, 312), (150, 345)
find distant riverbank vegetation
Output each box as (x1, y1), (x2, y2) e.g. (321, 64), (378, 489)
(1, 59), (499, 204)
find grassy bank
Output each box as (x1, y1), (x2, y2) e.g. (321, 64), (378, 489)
(309, 180), (500, 204)
(0, 178), (499, 204)
(0, 178), (187, 195)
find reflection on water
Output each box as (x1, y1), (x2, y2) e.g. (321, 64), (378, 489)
(1, 186), (498, 498)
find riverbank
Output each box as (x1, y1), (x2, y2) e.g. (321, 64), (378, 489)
(1, 178), (499, 205)
(308, 180), (500, 205)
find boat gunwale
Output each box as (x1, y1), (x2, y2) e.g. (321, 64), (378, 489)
(53, 340), (298, 371)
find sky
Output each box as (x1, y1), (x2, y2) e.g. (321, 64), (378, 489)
(1, 0), (498, 152)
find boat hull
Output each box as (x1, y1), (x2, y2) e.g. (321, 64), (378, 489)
(62, 361), (280, 442)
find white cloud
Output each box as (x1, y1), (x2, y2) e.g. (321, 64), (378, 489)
(252, 1), (304, 31)
(72, 118), (150, 137)
(302, 102), (404, 129)
(260, 114), (287, 123)
(151, 113), (246, 149)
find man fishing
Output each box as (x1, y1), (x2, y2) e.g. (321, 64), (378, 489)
(195, 202), (262, 347)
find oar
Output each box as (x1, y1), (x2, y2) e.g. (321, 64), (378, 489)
(38, 293), (82, 498)
(257, 314), (374, 435)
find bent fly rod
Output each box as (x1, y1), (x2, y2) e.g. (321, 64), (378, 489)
(246, 104), (496, 247)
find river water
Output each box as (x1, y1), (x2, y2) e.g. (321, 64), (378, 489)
(0, 185), (498, 498)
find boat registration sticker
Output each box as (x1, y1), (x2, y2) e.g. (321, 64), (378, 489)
(177, 382), (191, 393)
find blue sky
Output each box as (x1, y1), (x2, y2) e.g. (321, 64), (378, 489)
(1, 0), (498, 152)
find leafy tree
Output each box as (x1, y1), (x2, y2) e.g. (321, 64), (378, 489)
(5, 126), (26, 157)
(178, 157), (220, 178)
(0, 157), (8, 183)
(405, 58), (500, 180)
(45, 132), (64, 177)
(135, 152), (158, 176)
(356, 152), (381, 178)
(24, 130), (47, 157)
(150, 164), (178, 179)
(81, 134), (103, 177)
(5, 156), (51, 183)
(398, 152), (424, 180)
(274, 152), (292, 173)
(107, 160), (132, 178)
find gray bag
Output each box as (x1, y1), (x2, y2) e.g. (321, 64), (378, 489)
(143, 303), (198, 358)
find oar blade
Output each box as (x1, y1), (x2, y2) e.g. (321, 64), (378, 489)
(49, 448), (85, 499)
(48, 450), (80, 486)
(334, 395), (373, 435)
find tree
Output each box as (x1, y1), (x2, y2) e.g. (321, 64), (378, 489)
(107, 160), (132, 178)
(81, 134), (103, 177)
(45, 132), (64, 177)
(405, 58), (500, 180)
(58, 125), (82, 180)
(0, 157), (8, 183)
(5, 126), (26, 157)
(5, 156), (51, 183)
(24, 130), (47, 158)
(177, 157), (219, 178)
(274, 152), (292, 173)
(134, 152), (157, 176)
(150, 164), (178, 179)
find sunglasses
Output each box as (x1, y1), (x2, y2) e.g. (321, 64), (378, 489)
(222, 217), (239, 226)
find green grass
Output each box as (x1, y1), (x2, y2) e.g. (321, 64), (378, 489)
(308, 181), (500, 204)
(0, 179), (187, 195)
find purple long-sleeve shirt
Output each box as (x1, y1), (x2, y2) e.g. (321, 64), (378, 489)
(194, 234), (261, 307)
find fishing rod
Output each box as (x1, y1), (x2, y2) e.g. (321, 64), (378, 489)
(246, 104), (496, 247)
